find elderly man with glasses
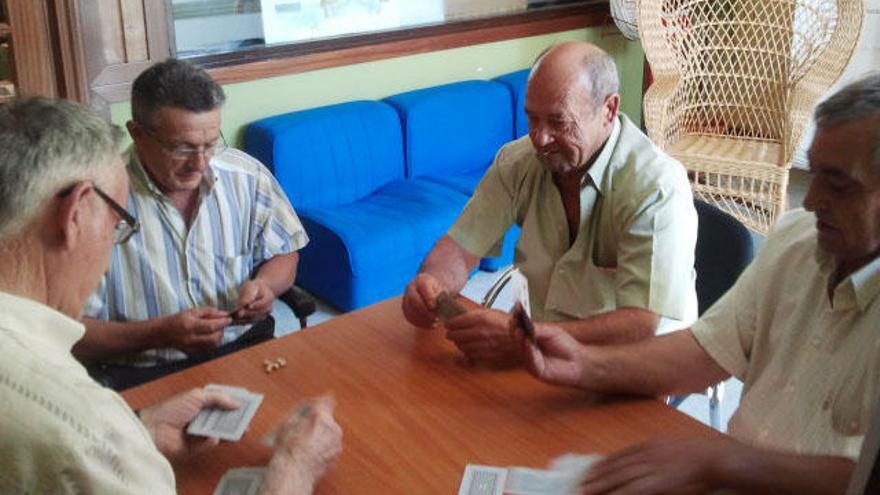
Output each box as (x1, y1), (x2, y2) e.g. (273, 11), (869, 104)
(73, 58), (309, 389)
(0, 97), (341, 494)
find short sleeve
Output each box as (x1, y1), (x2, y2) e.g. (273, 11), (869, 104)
(614, 183), (698, 321)
(690, 248), (763, 380)
(252, 166), (309, 265)
(446, 147), (517, 258)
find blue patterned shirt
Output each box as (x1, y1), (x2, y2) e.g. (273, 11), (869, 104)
(83, 147), (308, 366)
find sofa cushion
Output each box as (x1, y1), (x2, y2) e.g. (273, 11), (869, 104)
(244, 100), (405, 210)
(384, 80), (513, 180)
(494, 68), (531, 139)
(296, 179), (471, 310)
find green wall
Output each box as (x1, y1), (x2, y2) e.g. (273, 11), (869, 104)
(111, 27), (644, 146)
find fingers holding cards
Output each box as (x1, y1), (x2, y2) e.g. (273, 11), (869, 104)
(188, 384), (263, 442)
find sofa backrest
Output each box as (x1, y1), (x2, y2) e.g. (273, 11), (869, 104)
(494, 68), (531, 139)
(244, 100), (405, 210)
(384, 80), (513, 179)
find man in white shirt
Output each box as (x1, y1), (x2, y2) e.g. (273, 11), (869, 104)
(0, 97), (341, 494)
(514, 73), (880, 494)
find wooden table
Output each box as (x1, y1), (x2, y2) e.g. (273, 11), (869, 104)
(123, 297), (716, 494)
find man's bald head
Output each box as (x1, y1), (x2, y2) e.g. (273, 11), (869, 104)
(531, 42), (620, 105)
(524, 42), (621, 176)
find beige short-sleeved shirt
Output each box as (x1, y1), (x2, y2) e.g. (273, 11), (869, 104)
(692, 210), (880, 460)
(0, 292), (175, 493)
(448, 114), (697, 323)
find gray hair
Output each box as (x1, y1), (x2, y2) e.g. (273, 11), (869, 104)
(533, 45), (620, 104)
(131, 58), (225, 128)
(581, 50), (620, 104)
(815, 72), (880, 168)
(0, 97), (122, 240)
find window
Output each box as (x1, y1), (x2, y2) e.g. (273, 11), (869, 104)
(171, 0), (593, 61)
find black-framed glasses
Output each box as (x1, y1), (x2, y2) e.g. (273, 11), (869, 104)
(93, 186), (140, 244)
(139, 125), (228, 161)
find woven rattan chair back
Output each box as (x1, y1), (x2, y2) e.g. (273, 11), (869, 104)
(639, 0), (862, 233)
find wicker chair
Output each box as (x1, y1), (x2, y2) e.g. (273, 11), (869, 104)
(639, 0), (862, 233)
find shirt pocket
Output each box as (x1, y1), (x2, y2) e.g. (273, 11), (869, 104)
(553, 262), (617, 319)
(192, 242), (253, 311)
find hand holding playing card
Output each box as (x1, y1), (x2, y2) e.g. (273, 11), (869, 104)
(140, 386), (240, 462)
(264, 396), (343, 495)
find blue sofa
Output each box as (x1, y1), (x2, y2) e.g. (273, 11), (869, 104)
(245, 71), (530, 311)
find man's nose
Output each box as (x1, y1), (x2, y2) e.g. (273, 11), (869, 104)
(530, 126), (553, 148)
(803, 179), (824, 212)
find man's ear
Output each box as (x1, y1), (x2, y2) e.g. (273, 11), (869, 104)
(54, 182), (93, 251)
(603, 93), (621, 124)
(126, 120), (140, 140)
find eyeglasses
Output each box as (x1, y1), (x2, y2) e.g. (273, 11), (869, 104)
(139, 125), (228, 161)
(93, 186), (140, 244)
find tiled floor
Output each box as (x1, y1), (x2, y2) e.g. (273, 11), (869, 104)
(273, 167), (813, 431)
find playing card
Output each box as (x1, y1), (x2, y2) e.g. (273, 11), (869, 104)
(509, 268), (531, 317)
(187, 384), (264, 441)
(212, 467), (266, 495)
(457, 465), (507, 495)
(435, 291), (467, 321)
(512, 301), (536, 342)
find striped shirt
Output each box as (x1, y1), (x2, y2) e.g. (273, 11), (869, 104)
(83, 147), (308, 366)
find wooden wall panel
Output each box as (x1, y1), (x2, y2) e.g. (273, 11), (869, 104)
(6, 0), (56, 97)
(119, 0), (147, 62)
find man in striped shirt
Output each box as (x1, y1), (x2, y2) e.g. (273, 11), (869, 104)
(75, 59), (308, 388)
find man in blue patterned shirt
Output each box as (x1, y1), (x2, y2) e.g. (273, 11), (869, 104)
(75, 59), (308, 388)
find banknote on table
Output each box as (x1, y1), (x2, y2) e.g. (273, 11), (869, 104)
(187, 384), (263, 441)
(435, 291), (467, 321)
(457, 465), (507, 495)
(212, 467), (266, 495)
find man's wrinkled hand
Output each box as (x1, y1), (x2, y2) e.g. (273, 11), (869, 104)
(445, 308), (520, 364)
(140, 387), (240, 462)
(161, 307), (231, 355)
(402, 273), (444, 328)
(510, 319), (586, 387)
(580, 437), (739, 495)
(264, 396), (343, 495)
(233, 279), (275, 324)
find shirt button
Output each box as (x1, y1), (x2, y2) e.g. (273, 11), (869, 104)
(758, 429), (770, 441)
(849, 420), (860, 434)
(785, 383), (796, 393)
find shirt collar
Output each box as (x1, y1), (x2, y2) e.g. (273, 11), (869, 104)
(125, 146), (217, 199)
(583, 115), (622, 192)
(0, 291), (85, 367)
(816, 243), (880, 312)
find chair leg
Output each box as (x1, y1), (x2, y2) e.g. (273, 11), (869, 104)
(708, 382), (725, 430)
(299, 316), (308, 329)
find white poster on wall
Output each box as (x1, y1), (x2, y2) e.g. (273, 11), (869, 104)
(794, 0), (880, 169)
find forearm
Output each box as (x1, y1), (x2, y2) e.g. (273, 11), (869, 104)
(577, 330), (729, 396)
(419, 235), (479, 294)
(73, 317), (168, 362)
(716, 447), (855, 495)
(254, 252), (299, 297)
(556, 307), (659, 346)
(263, 454), (318, 495)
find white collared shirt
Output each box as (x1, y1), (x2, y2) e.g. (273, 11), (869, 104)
(692, 209), (880, 459)
(0, 291), (175, 493)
